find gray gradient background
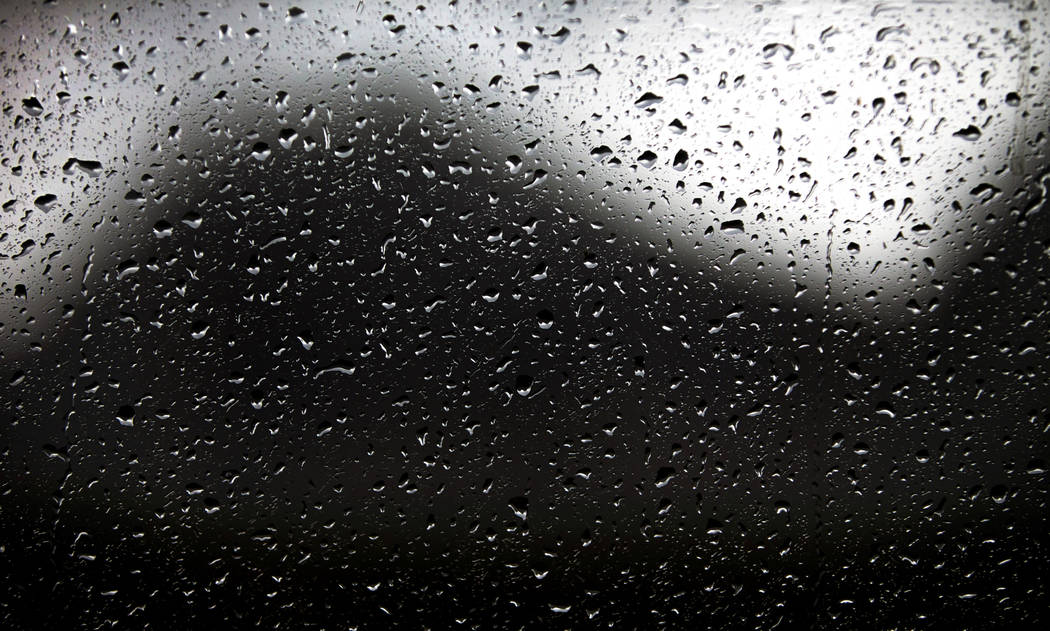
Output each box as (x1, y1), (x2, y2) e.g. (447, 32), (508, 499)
(1, 1), (1049, 628)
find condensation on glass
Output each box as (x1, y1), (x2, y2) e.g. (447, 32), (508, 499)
(1, 2), (1048, 628)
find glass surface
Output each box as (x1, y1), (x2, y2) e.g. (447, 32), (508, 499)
(2, 1), (1049, 627)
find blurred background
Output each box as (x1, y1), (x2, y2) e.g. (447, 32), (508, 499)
(2, 1), (1049, 628)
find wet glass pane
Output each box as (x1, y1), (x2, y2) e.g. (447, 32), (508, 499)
(2, 1), (1049, 627)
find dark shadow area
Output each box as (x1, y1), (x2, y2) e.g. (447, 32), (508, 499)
(2, 1), (1049, 628)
